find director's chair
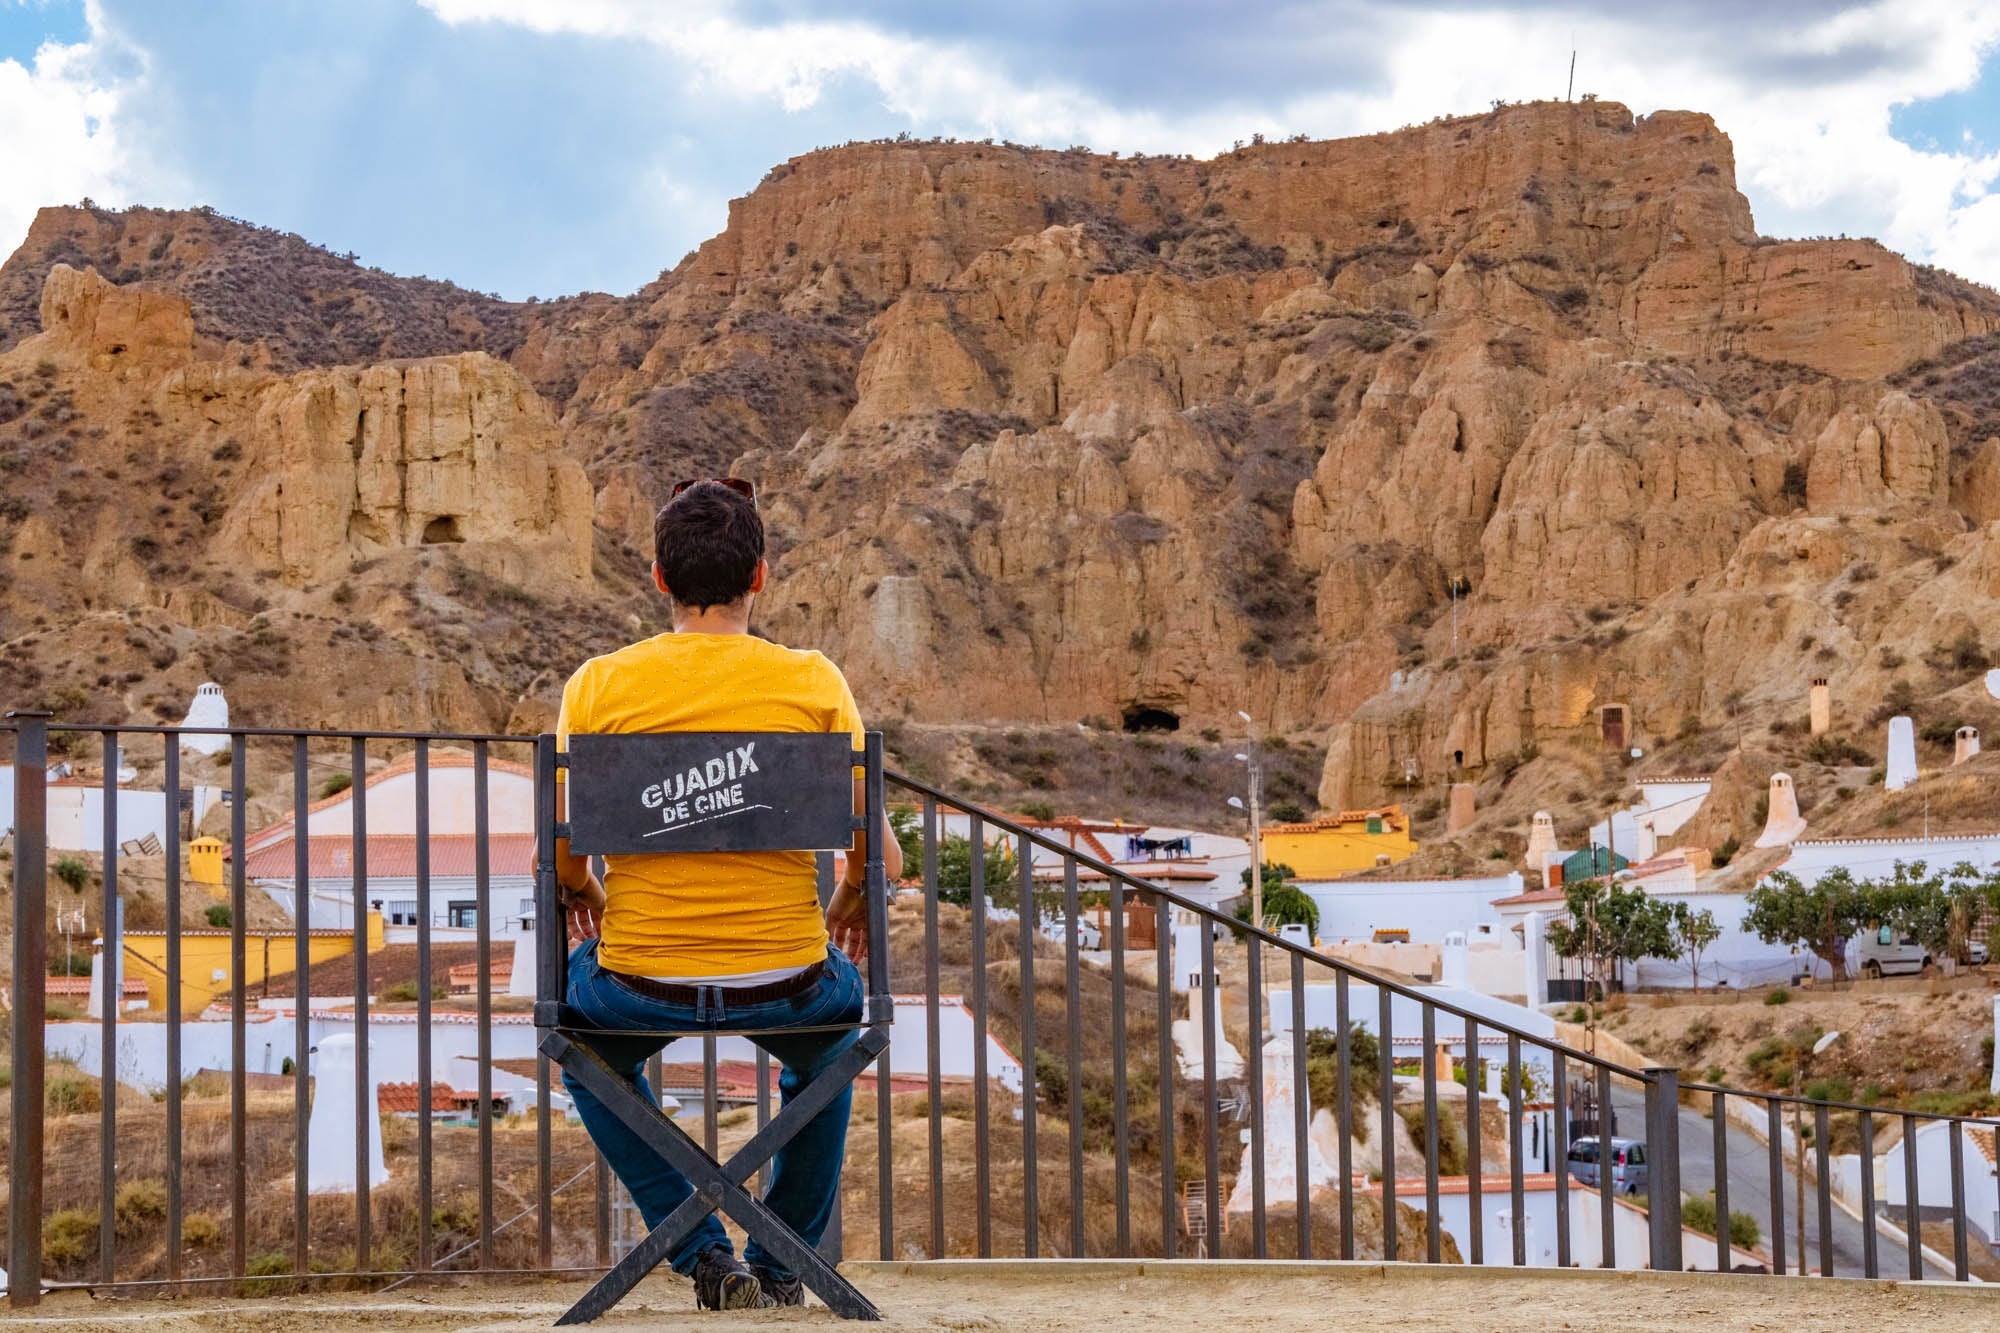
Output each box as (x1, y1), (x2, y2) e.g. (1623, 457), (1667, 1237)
(534, 729), (894, 1322)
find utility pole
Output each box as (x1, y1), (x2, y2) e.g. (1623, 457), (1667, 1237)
(1240, 710), (1263, 931)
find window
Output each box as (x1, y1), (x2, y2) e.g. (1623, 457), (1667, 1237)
(1568, 1141), (1597, 1163)
(1878, 925), (1894, 946)
(519, 897), (535, 923)
(448, 901), (479, 929)
(1624, 1145), (1645, 1165)
(387, 900), (419, 926)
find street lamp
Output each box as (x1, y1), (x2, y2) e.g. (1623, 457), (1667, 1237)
(1793, 1029), (1841, 1274)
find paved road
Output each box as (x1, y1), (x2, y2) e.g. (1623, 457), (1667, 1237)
(1605, 1086), (1948, 1278)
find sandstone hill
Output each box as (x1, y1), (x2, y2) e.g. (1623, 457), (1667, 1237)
(3, 99), (1999, 841)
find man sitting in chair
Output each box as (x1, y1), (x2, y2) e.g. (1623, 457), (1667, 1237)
(554, 478), (902, 1311)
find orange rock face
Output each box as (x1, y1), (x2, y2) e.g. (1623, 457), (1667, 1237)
(2, 100), (1997, 786)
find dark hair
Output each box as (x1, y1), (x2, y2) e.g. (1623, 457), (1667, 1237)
(653, 482), (765, 610)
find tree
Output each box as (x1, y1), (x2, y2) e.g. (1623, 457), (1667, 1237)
(1669, 901), (1723, 992)
(1545, 877), (1676, 1003)
(1743, 868), (1876, 983)
(1240, 861), (1299, 893)
(936, 834), (1021, 910)
(1880, 859), (1995, 965)
(1235, 882), (1319, 937)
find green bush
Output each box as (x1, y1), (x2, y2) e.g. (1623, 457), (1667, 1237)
(1764, 987), (1789, 1005)
(114, 1179), (168, 1236)
(182, 1211), (223, 1247)
(318, 771), (353, 799)
(379, 980), (449, 1002)
(46, 1068), (101, 1115)
(43, 1209), (99, 1265)
(205, 904), (231, 928)
(1683, 1193), (1761, 1249)
(1803, 1076), (1853, 1103)
(52, 855), (90, 891)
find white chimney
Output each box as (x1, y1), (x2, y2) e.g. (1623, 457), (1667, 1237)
(1754, 772), (1808, 848)
(308, 1032), (389, 1193)
(1885, 716), (1918, 791)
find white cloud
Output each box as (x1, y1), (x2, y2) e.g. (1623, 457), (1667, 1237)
(421, 0), (2000, 287)
(0, 1), (170, 266)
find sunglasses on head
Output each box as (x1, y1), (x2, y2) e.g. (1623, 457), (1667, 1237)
(672, 477), (756, 501)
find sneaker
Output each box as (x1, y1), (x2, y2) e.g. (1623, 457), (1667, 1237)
(692, 1245), (773, 1311)
(750, 1264), (804, 1307)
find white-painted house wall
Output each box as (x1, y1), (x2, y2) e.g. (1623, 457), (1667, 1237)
(1301, 873), (1520, 945)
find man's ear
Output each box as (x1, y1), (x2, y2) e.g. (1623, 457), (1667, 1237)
(651, 562), (672, 597)
(748, 559), (768, 595)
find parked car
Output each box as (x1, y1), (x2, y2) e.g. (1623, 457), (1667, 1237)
(1970, 940), (1990, 966)
(1852, 925), (1931, 979)
(1566, 1136), (1649, 1196)
(1278, 922), (1314, 950)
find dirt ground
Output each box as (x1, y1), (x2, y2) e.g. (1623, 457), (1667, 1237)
(6, 1261), (1999, 1332)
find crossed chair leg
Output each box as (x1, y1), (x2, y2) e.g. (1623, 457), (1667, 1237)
(541, 1027), (892, 1324)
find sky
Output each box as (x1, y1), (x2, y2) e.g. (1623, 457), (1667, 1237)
(1, 0), (1998, 301)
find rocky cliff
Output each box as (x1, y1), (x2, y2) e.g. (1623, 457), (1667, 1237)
(3, 99), (1998, 831)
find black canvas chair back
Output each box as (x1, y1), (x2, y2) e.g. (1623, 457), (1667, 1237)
(533, 730), (893, 1322)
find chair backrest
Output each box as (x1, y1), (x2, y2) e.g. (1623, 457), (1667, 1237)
(564, 731), (861, 855)
(534, 730), (892, 1024)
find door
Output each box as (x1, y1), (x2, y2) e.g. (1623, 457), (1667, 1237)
(1601, 706), (1626, 750)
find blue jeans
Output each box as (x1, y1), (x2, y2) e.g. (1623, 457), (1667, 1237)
(561, 939), (864, 1278)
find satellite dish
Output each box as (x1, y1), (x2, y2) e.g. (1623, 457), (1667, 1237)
(1987, 668), (2000, 702)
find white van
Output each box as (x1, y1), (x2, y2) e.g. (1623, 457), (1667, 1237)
(1852, 925), (1930, 979)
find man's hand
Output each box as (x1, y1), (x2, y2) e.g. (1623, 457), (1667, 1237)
(563, 874), (606, 943)
(825, 882), (870, 963)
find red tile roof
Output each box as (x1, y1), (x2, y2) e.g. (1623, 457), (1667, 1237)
(45, 976), (147, 997)
(242, 832), (537, 880)
(377, 1082), (483, 1115)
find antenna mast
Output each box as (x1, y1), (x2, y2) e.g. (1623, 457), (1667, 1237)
(1566, 48), (1576, 102)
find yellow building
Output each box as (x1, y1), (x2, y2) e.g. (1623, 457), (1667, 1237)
(124, 912), (385, 1016)
(1261, 806), (1417, 879)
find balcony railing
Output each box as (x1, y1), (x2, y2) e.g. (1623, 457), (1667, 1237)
(4, 715), (1995, 1306)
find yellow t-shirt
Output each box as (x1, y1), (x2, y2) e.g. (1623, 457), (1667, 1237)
(556, 632), (863, 978)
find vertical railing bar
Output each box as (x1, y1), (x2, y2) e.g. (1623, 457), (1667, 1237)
(1290, 950), (1310, 1261)
(414, 739), (433, 1274)
(922, 795), (943, 1259)
(593, 1149), (611, 1270)
(1421, 1004), (1440, 1263)
(1109, 877), (1131, 1257)
(350, 738), (371, 1272)
(164, 735), (183, 1290)
(1062, 858), (1085, 1258)
(537, 1050), (553, 1268)
(1334, 971), (1353, 1260)
(7, 711), (50, 1309)
(474, 740), (494, 1269)
(1858, 1110), (1877, 1279)
(876, 1022), (894, 1262)
(1199, 911), (1220, 1258)
(291, 736), (311, 1276)
(1552, 1050), (1568, 1267)
(99, 729), (118, 1284)
(755, 1049), (772, 1194)
(1903, 1112), (1921, 1280)
(1245, 936), (1266, 1260)
(1950, 1118), (1969, 1281)
(1507, 1034), (1525, 1267)
(1768, 1098), (1786, 1276)
(703, 1036), (720, 1158)
(1815, 1101), (1833, 1277)
(1155, 893), (1175, 1260)
(1018, 837), (1039, 1258)
(1467, 1013), (1484, 1266)
(1378, 985), (1396, 1261)
(1712, 1090), (1730, 1273)
(1599, 1065), (1616, 1270)
(229, 731), (247, 1282)
(969, 816), (991, 1258)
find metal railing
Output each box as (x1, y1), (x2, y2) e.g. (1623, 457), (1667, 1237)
(4, 714), (1996, 1305)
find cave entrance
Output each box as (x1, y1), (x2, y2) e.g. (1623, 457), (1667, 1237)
(422, 515), (466, 544)
(1600, 705), (1627, 751)
(1121, 706), (1181, 734)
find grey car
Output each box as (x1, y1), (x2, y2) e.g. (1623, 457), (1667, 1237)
(1566, 1136), (1649, 1196)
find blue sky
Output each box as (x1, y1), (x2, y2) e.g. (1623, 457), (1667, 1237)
(2, 0), (1998, 299)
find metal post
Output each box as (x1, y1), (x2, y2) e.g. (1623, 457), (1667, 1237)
(98, 730), (119, 1283)
(1642, 1067), (1682, 1271)
(8, 711), (50, 1307)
